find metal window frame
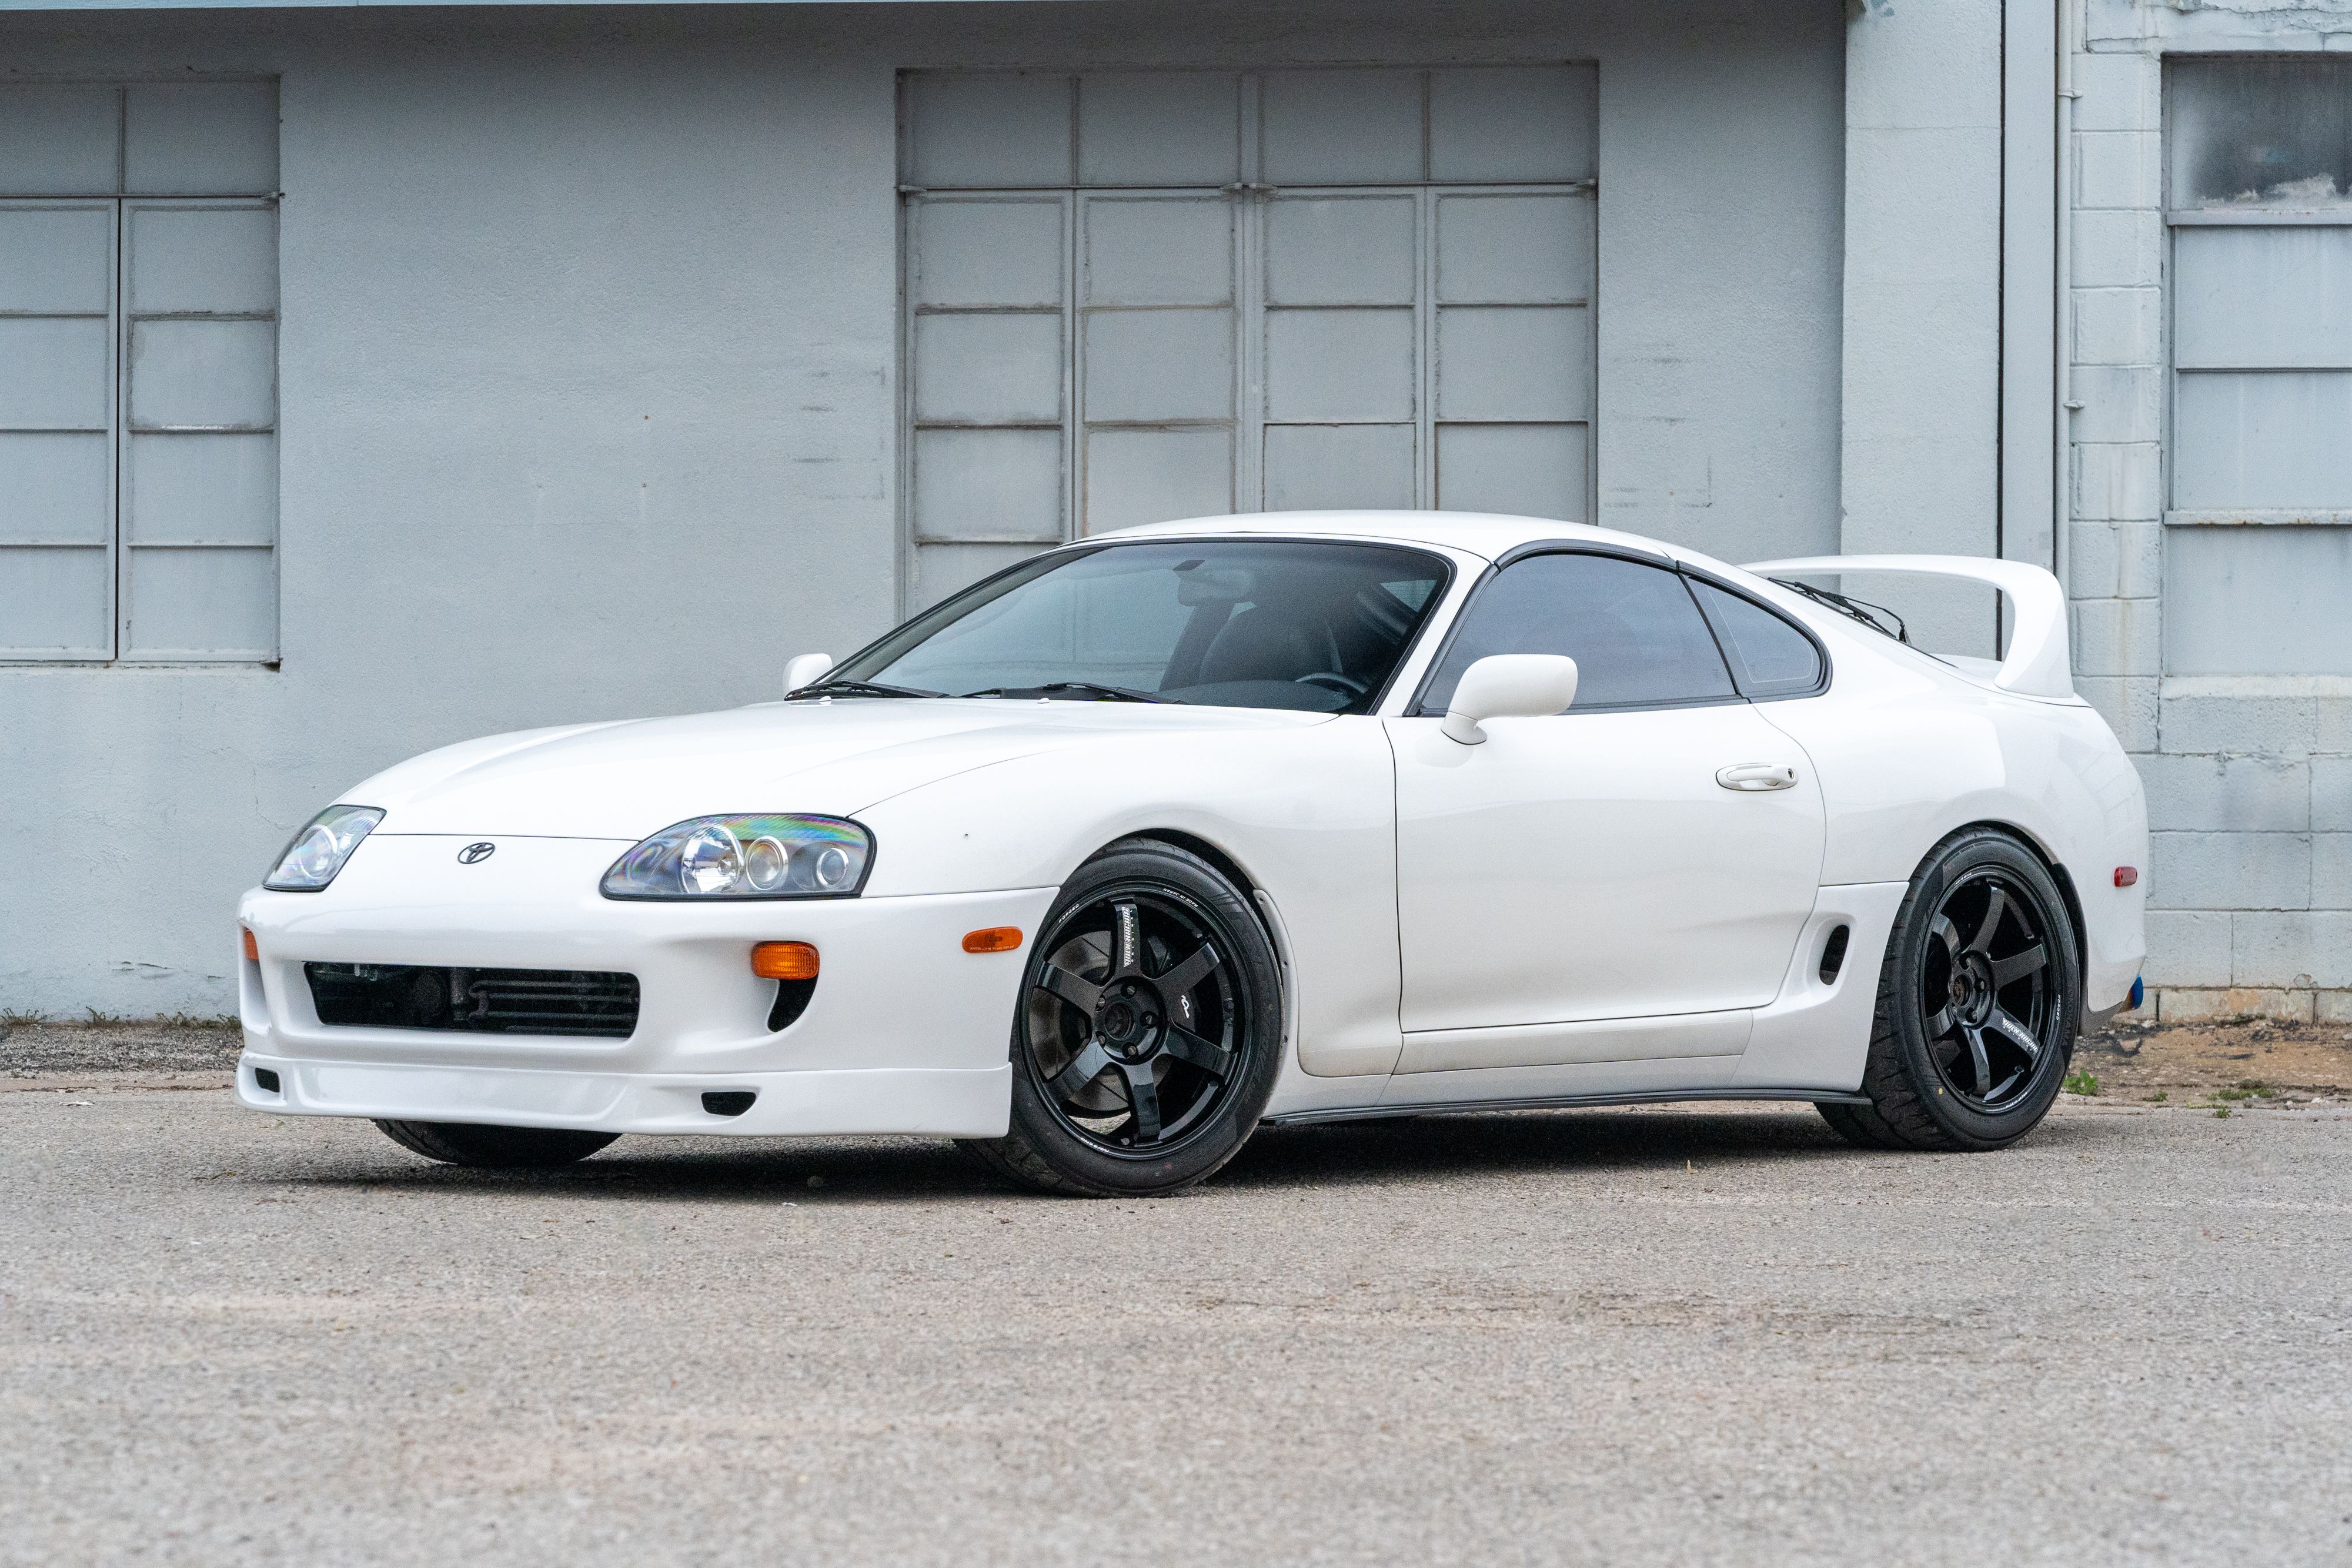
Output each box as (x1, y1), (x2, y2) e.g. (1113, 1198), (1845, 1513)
(2157, 53), (2352, 678)
(116, 195), (280, 663)
(895, 64), (1599, 619)
(0, 76), (282, 667)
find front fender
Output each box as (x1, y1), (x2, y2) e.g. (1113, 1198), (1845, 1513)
(851, 716), (1408, 1078)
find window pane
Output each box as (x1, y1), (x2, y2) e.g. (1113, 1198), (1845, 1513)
(1419, 553), (1735, 713)
(1690, 580), (1823, 697)
(2170, 57), (2352, 210)
(2164, 524), (2352, 676)
(123, 82), (278, 197)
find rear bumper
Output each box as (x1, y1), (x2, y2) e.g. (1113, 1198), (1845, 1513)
(234, 1054), (1011, 1137)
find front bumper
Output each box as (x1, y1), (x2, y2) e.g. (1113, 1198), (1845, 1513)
(235, 833), (1053, 1136)
(234, 1055), (1011, 1137)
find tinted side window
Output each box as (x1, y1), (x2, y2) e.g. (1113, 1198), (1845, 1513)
(1689, 580), (1825, 698)
(1418, 553), (1736, 713)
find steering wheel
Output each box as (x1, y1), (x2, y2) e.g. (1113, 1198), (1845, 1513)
(1293, 671), (1371, 698)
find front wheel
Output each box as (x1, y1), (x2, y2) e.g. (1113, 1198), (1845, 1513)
(1819, 828), (2082, 1152)
(959, 838), (1284, 1196)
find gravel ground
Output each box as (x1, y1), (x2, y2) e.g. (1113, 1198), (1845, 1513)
(2, 1021), (241, 1077)
(4, 1076), (2350, 1566)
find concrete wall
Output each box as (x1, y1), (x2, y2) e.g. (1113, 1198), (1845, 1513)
(0, 1), (1849, 1015)
(2072, 0), (2352, 1022)
(1838, 0), (2006, 655)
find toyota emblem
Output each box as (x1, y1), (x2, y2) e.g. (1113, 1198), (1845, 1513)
(457, 841), (497, 865)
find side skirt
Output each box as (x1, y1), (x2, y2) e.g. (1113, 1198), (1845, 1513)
(1263, 1087), (1872, 1126)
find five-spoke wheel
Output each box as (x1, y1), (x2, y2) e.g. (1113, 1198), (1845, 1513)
(961, 838), (1283, 1195)
(1820, 827), (2082, 1152)
(1917, 871), (2059, 1113)
(1027, 890), (1241, 1150)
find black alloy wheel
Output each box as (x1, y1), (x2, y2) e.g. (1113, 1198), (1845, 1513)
(1917, 871), (2059, 1112)
(961, 838), (1284, 1196)
(1026, 887), (1240, 1151)
(1819, 827), (2082, 1153)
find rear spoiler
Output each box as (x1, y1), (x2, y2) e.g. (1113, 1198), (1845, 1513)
(1740, 554), (2073, 700)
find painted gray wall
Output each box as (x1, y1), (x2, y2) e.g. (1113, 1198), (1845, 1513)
(2069, 0), (2352, 1021)
(0, 0), (1847, 1015)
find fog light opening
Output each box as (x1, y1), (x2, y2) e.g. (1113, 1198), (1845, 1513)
(252, 1067), (281, 1094)
(701, 1090), (757, 1118)
(768, 975), (817, 1033)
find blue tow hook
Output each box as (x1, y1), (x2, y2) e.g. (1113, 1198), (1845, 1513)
(2129, 975), (2144, 1011)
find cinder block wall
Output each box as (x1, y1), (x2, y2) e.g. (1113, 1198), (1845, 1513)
(2073, 0), (2352, 1024)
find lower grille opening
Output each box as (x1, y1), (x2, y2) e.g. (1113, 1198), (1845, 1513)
(306, 963), (640, 1039)
(1818, 924), (1852, 985)
(768, 976), (817, 1033)
(701, 1091), (757, 1117)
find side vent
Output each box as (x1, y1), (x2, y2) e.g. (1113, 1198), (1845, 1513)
(1818, 924), (1852, 985)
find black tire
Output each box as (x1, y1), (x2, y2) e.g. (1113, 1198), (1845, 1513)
(374, 1119), (619, 1168)
(1813, 1099), (1905, 1150)
(959, 838), (1284, 1197)
(1826, 827), (2082, 1152)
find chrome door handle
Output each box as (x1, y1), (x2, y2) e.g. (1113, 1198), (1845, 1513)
(1716, 763), (1798, 792)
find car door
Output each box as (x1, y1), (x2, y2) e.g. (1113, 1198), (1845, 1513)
(1385, 547), (1828, 1066)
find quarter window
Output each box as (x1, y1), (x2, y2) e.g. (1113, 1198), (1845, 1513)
(1417, 551), (1735, 713)
(1688, 579), (1824, 697)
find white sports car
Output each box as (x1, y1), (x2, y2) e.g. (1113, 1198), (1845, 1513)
(236, 512), (2147, 1195)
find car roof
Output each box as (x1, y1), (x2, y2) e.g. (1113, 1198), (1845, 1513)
(1095, 510), (1686, 566)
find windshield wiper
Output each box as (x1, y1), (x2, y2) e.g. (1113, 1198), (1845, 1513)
(791, 678), (941, 700)
(959, 681), (1168, 704)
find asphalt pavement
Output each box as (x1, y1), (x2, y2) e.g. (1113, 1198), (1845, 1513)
(4, 1085), (2348, 1566)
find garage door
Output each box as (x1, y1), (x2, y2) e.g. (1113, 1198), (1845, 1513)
(899, 67), (1597, 609)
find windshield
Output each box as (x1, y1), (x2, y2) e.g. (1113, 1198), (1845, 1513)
(825, 540), (1451, 714)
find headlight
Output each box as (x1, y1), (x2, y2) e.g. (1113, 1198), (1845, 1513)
(263, 805), (385, 892)
(600, 815), (873, 900)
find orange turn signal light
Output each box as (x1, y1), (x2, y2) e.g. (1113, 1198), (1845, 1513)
(751, 941), (820, 981)
(240, 928), (259, 962)
(962, 927), (1023, 954)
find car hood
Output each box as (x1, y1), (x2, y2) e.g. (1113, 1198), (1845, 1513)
(352, 700), (1331, 840)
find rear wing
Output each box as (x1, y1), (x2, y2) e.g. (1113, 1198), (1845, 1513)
(1740, 554), (2073, 700)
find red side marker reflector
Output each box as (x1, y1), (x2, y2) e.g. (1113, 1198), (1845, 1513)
(751, 941), (820, 981)
(2114, 867), (2139, 888)
(963, 927), (1023, 954)
(240, 928), (259, 962)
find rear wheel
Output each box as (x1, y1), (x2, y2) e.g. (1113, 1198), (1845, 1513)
(960, 838), (1284, 1196)
(1818, 828), (2081, 1152)
(375, 1120), (619, 1168)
